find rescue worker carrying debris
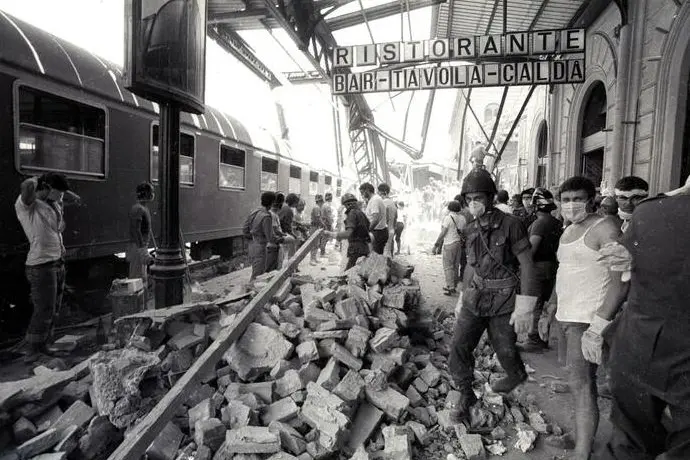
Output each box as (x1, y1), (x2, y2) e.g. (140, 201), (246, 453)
(448, 169), (539, 420)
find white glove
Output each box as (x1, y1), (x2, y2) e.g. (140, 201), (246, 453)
(581, 315), (611, 365)
(510, 295), (538, 335)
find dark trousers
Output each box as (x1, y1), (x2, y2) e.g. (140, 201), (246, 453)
(25, 261), (65, 346)
(449, 307), (526, 389)
(371, 228), (388, 255)
(529, 261), (557, 340)
(248, 241), (267, 281)
(601, 370), (690, 460)
(265, 245), (280, 273)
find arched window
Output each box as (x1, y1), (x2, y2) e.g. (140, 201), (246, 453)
(579, 82), (607, 188)
(536, 121), (548, 187)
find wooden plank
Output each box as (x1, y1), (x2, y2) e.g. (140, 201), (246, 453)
(107, 230), (323, 460)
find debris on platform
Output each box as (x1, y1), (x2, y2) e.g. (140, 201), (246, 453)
(0, 252), (559, 460)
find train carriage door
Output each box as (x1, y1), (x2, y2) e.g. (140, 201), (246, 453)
(579, 82), (607, 189)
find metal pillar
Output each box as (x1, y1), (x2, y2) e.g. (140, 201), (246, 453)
(456, 89), (473, 180)
(151, 102), (186, 309)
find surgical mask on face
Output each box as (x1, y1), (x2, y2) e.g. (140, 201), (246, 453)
(468, 201), (486, 218)
(561, 202), (588, 223)
(618, 209), (633, 221)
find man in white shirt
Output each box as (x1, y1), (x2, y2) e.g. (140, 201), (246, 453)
(359, 182), (388, 254)
(541, 176), (627, 460)
(14, 173), (80, 356)
(495, 190), (513, 214)
(378, 183), (398, 258)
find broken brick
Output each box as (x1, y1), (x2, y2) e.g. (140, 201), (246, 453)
(147, 422), (183, 460)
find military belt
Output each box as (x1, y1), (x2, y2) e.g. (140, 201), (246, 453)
(472, 274), (517, 290)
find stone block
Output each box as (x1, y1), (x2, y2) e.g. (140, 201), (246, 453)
(316, 319), (355, 332)
(301, 384), (349, 448)
(316, 339), (335, 358)
(361, 369), (388, 392)
(147, 422), (184, 460)
(369, 328), (399, 354)
(333, 370), (365, 403)
(334, 298), (360, 320)
(412, 377), (429, 394)
(357, 253), (390, 285)
(13, 417), (37, 444)
(458, 434), (486, 460)
(51, 401), (95, 437)
(186, 384), (215, 408)
(528, 412), (548, 433)
(224, 382), (274, 405)
(216, 427), (280, 455)
(300, 284), (317, 310)
(407, 407), (432, 427)
(262, 398), (299, 425)
(296, 341), (319, 365)
(272, 280), (292, 304)
(25, 454), (65, 460)
(405, 386), (424, 407)
(381, 285), (406, 310)
(419, 364), (441, 388)
(345, 326), (371, 358)
(279, 323), (300, 340)
(223, 323), (294, 381)
(270, 360), (295, 380)
(268, 421), (307, 456)
(304, 305), (339, 328)
(405, 421), (428, 445)
(305, 441), (331, 459)
(34, 406), (64, 433)
(369, 355), (397, 377)
(195, 445), (211, 460)
(314, 289), (336, 304)
(298, 363), (321, 387)
(168, 329), (205, 351)
(348, 446), (370, 460)
(316, 358), (340, 391)
(329, 342), (363, 371)
(276, 370), (304, 398)
(364, 387), (409, 420)
(52, 425), (79, 454)
(76, 416), (123, 460)
(16, 428), (61, 459)
(382, 425), (412, 460)
(267, 453), (298, 460)
(311, 330), (348, 340)
(220, 400), (252, 429)
(194, 418), (225, 452)
(345, 403), (383, 455)
(291, 390), (306, 404)
(59, 378), (90, 406)
(188, 399), (213, 432)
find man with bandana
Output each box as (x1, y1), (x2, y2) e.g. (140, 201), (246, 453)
(541, 176), (628, 460)
(448, 169), (539, 420)
(594, 175), (690, 459)
(613, 176), (649, 232)
(518, 188), (562, 352)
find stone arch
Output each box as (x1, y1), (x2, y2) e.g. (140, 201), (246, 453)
(651, 1), (690, 192)
(527, 112), (546, 186)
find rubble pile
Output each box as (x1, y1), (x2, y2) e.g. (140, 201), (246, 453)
(0, 253), (569, 460)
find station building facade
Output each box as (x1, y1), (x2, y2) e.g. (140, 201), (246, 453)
(519, 0), (690, 194)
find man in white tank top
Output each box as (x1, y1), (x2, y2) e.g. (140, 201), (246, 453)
(541, 176), (627, 460)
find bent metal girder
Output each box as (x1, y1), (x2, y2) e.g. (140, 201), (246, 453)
(259, 0), (390, 186)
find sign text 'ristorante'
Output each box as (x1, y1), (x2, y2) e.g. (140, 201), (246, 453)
(332, 29), (586, 94)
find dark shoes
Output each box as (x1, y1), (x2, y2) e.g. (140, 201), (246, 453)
(447, 389), (478, 422)
(491, 372), (527, 393)
(443, 287), (458, 296)
(517, 335), (549, 353)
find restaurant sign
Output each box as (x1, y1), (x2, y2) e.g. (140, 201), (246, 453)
(332, 29), (585, 94)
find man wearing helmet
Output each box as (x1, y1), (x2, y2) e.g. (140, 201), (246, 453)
(327, 193), (371, 270)
(448, 169), (540, 420)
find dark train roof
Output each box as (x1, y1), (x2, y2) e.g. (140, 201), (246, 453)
(0, 9), (293, 160)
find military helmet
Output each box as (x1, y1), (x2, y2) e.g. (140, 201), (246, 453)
(461, 169), (497, 196)
(341, 193), (357, 205)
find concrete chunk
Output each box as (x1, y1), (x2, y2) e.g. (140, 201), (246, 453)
(220, 400), (252, 429)
(458, 433), (487, 459)
(224, 382), (274, 405)
(345, 403), (383, 455)
(268, 421), (307, 456)
(314, 289), (336, 304)
(188, 399), (212, 432)
(147, 422), (183, 460)
(276, 370), (304, 398)
(298, 363), (321, 387)
(13, 417), (37, 444)
(35, 406), (63, 433)
(333, 370), (365, 403)
(329, 342), (363, 371)
(224, 323), (294, 380)
(419, 364), (441, 387)
(405, 386), (425, 407)
(316, 319), (355, 332)
(405, 421), (429, 445)
(296, 341), (320, 365)
(315, 358), (340, 391)
(382, 425), (412, 460)
(194, 418), (226, 452)
(216, 427), (280, 455)
(369, 328), (399, 354)
(364, 387), (409, 420)
(345, 326), (371, 358)
(266, 453), (298, 460)
(52, 400), (95, 437)
(334, 298), (359, 320)
(262, 398), (299, 425)
(52, 425), (80, 454)
(16, 429), (61, 459)
(311, 330), (348, 340)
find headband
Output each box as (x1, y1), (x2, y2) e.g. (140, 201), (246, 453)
(614, 188), (649, 198)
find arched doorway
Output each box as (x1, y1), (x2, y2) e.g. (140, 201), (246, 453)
(680, 75), (690, 185)
(579, 81), (607, 188)
(536, 121), (548, 187)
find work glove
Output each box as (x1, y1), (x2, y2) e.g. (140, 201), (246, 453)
(581, 315), (611, 365)
(510, 295), (538, 335)
(537, 302), (556, 342)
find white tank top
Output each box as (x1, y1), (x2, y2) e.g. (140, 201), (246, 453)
(555, 218), (611, 324)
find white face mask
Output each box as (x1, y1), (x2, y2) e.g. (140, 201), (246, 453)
(468, 201), (486, 218)
(561, 202), (588, 223)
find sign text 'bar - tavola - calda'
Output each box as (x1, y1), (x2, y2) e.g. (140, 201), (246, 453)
(331, 29), (586, 94)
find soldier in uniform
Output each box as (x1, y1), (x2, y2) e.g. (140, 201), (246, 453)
(596, 177), (690, 459)
(448, 169), (540, 418)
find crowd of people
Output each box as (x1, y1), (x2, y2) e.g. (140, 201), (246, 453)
(432, 166), (690, 460)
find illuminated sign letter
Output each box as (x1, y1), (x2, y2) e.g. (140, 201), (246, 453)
(561, 29), (585, 53)
(506, 33), (528, 55)
(355, 44), (377, 66)
(484, 64), (500, 86)
(500, 63), (516, 85)
(334, 47), (353, 68)
(567, 59), (585, 82)
(454, 37), (475, 58)
(333, 74), (346, 94)
(380, 42), (400, 64)
(468, 65), (484, 86)
(428, 39), (450, 60)
(479, 35), (502, 56)
(532, 31), (557, 54)
(437, 67), (452, 87)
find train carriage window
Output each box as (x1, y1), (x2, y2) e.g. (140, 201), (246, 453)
(336, 179), (342, 197)
(219, 144), (245, 189)
(261, 157), (278, 192)
(17, 87), (106, 178)
(309, 171), (319, 195)
(289, 165), (301, 194)
(151, 124), (195, 185)
(324, 175), (333, 193)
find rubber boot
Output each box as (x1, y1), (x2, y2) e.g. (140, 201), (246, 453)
(491, 371), (527, 393)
